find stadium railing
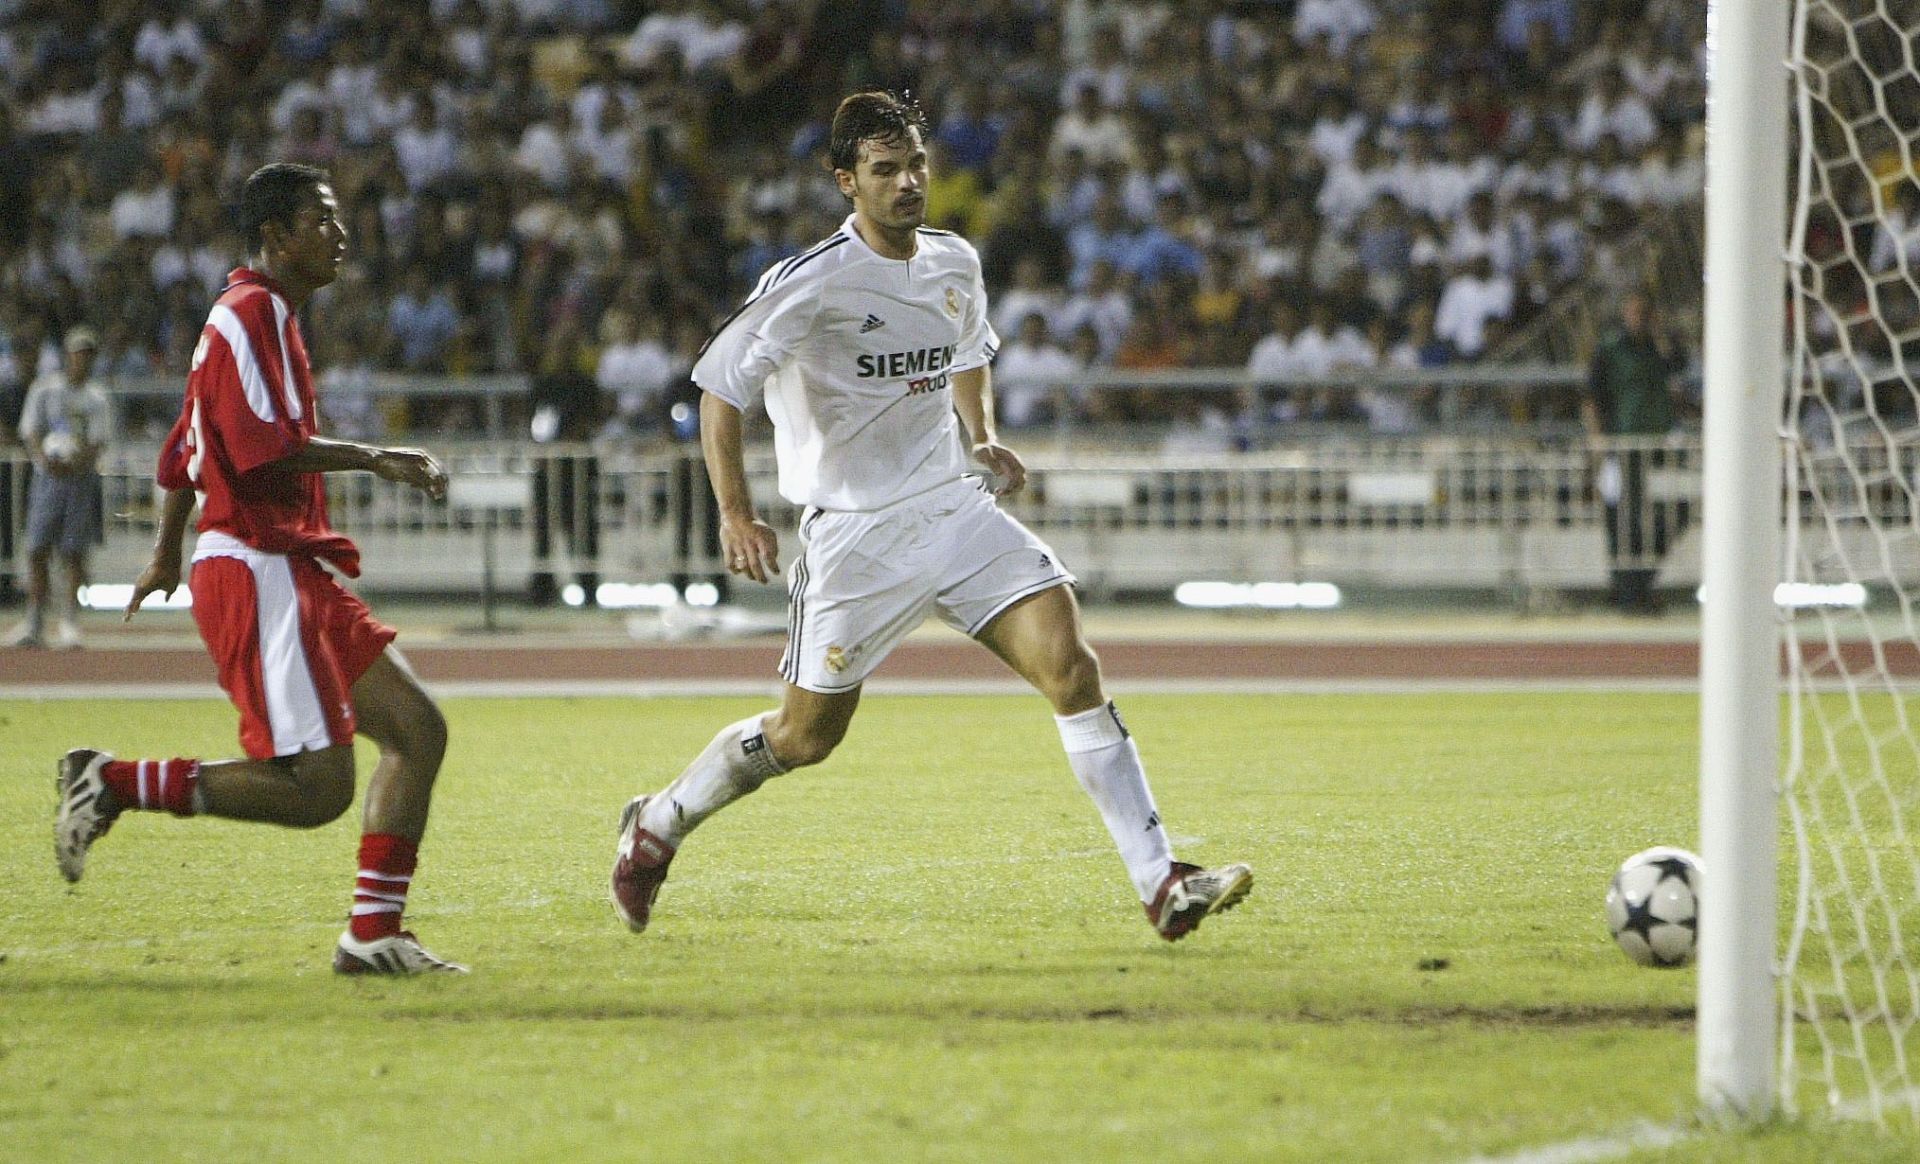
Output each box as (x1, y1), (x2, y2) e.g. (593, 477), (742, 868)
(3, 432), (1743, 605)
(93, 365), (1590, 444)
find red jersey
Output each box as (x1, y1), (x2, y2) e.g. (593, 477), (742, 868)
(158, 267), (361, 575)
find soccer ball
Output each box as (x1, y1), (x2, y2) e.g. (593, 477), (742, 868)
(41, 430), (79, 464)
(1604, 846), (1701, 968)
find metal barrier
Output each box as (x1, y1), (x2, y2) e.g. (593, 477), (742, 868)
(3, 436), (1728, 604)
(96, 364), (1589, 446)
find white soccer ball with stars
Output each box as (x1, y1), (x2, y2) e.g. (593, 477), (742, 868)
(41, 430), (79, 464)
(1604, 846), (1701, 968)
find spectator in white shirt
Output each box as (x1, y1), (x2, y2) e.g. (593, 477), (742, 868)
(1057, 22), (1133, 110)
(1619, 24), (1683, 105)
(597, 313), (676, 435)
(1388, 129), (1449, 220)
(622, 0), (691, 67)
(1447, 192), (1518, 273)
(1293, 299), (1372, 378)
(1499, 129), (1574, 203)
(1307, 90), (1368, 168)
(1317, 136), (1388, 234)
(1434, 255), (1515, 358)
(1571, 69), (1658, 153)
(393, 101), (462, 192)
(109, 161), (176, 241)
(326, 38), (381, 146)
(1294, 0), (1377, 59)
(1247, 298), (1311, 420)
(1639, 126), (1704, 208)
(515, 109), (575, 191)
(1055, 259), (1135, 360)
(1577, 135), (1647, 207)
(361, 68), (419, 147)
(25, 64), (101, 137)
(995, 313), (1082, 429)
(992, 256), (1066, 340)
(1049, 83), (1136, 170)
(623, 0), (744, 76)
(1251, 299), (1313, 380)
(270, 57), (330, 135)
(1426, 125), (1496, 224)
(575, 95), (639, 186)
(1248, 209), (1312, 284)
(134, 10), (208, 75)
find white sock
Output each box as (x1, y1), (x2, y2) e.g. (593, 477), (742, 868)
(640, 714), (788, 847)
(1056, 701), (1173, 902)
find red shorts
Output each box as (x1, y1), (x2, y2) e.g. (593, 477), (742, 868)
(190, 544), (396, 759)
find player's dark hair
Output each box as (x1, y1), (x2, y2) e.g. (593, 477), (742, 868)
(240, 162), (330, 251)
(828, 90), (928, 173)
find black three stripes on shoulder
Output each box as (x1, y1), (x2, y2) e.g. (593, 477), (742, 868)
(763, 233), (851, 292)
(692, 234), (852, 363)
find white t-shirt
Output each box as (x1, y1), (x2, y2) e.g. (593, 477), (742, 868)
(694, 216), (1000, 512)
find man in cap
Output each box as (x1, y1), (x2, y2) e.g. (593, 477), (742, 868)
(4, 326), (112, 649)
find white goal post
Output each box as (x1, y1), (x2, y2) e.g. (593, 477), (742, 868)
(1716, 0), (1920, 1127)
(1699, 0), (1790, 1122)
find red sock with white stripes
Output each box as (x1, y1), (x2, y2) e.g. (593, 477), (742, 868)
(99, 759), (200, 816)
(350, 833), (418, 941)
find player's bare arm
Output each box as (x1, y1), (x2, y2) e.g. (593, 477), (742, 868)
(951, 364), (1025, 495)
(125, 486), (196, 621)
(701, 391), (780, 583)
(274, 435), (449, 501)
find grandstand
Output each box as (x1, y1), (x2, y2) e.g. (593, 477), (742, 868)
(0, 0), (1707, 442)
(0, 1), (1717, 605)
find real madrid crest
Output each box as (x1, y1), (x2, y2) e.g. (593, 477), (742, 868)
(943, 287), (960, 318)
(824, 645), (849, 674)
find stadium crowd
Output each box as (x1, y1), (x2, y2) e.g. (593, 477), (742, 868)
(0, 0), (1709, 440)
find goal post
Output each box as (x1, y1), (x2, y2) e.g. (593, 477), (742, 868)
(1698, 0), (1790, 1123)
(1739, 0), (1920, 1128)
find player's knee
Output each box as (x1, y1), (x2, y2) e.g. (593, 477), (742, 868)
(768, 721), (843, 769)
(1042, 644), (1103, 706)
(286, 749), (356, 827)
(377, 696), (449, 778)
(405, 699), (449, 771)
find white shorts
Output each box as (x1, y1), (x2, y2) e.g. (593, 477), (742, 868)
(780, 476), (1074, 692)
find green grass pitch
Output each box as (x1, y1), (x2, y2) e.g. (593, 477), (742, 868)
(2, 692), (1915, 1162)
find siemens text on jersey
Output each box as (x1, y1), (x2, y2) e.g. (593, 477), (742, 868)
(855, 344), (957, 380)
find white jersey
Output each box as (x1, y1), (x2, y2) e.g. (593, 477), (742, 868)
(693, 214), (1000, 511)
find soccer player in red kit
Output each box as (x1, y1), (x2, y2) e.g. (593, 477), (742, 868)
(56, 162), (465, 974)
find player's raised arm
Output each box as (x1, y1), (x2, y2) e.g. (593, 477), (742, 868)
(701, 391), (780, 583)
(952, 364), (1025, 496)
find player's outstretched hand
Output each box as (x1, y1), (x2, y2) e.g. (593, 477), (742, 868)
(125, 557), (182, 622)
(720, 514), (781, 585)
(972, 442), (1027, 496)
(374, 447), (449, 501)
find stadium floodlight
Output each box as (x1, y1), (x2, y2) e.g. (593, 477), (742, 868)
(592, 582), (682, 609)
(1173, 581), (1342, 609)
(78, 584), (192, 611)
(1691, 583), (1870, 609)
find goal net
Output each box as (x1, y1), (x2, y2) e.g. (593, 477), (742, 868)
(1782, 0), (1920, 1124)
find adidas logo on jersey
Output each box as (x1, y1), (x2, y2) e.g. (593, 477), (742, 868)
(859, 314), (886, 333)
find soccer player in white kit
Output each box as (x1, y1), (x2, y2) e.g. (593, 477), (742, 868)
(611, 91), (1251, 942)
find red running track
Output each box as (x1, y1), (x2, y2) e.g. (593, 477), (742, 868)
(4, 637), (1915, 689)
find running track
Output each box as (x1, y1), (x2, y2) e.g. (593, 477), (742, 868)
(5, 636), (1916, 694)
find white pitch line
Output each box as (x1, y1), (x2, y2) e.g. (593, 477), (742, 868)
(1451, 1120), (1691, 1164)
